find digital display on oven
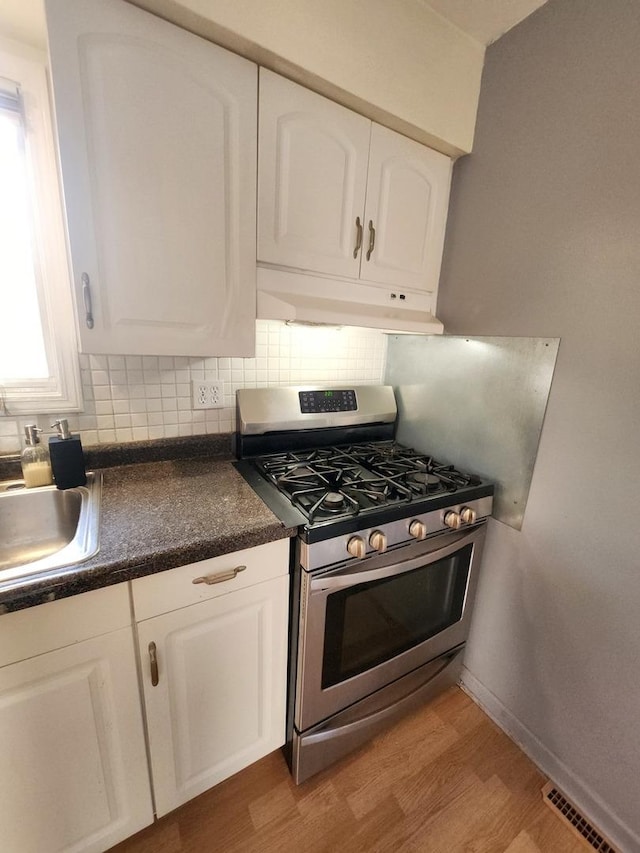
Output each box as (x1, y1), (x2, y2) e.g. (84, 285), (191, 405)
(299, 389), (357, 413)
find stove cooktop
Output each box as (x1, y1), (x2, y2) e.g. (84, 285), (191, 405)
(237, 440), (494, 542)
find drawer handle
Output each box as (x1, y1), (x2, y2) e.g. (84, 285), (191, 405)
(148, 641), (159, 687)
(192, 565), (247, 586)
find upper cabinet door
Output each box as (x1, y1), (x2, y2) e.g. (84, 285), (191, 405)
(46, 0), (257, 356)
(361, 123), (452, 292)
(258, 69), (370, 279)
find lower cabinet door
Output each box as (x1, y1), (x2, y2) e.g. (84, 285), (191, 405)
(0, 627), (154, 853)
(137, 574), (289, 817)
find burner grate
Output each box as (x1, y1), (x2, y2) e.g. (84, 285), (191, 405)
(251, 440), (487, 525)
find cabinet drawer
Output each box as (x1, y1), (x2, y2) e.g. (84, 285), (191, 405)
(132, 538), (290, 621)
(0, 584), (131, 669)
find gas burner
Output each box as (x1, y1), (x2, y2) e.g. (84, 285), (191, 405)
(314, 460), (372, 479)
(275, 467), (324, 493)
(408, 472), (442, 488)
(348, 478), (412, 505)
(288, 466), (315, 477)
(343, 442), (401, 464)
(376, 445), (402, 459)
(296, 487), (361, 522)
(264, 456), (375, 497)
(322, 491), (345, 510)
(263, 448), (337, 469)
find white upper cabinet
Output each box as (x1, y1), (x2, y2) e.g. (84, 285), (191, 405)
(362, 124), (452, 291)
(258, 68), (370, 279)
(257, 70), (452, 295)
(46, 0), (258, 356)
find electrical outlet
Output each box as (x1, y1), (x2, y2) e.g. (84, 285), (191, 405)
(192, 379), (224, 409)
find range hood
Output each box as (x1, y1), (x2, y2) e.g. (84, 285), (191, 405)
(257, 267), (444, 334)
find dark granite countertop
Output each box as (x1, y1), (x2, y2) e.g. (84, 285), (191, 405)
(0, 441), (296, 613)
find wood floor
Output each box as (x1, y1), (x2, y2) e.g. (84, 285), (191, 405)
(110, 687), (586, 853)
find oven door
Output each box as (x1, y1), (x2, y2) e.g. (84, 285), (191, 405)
(295, 523), (486, 732)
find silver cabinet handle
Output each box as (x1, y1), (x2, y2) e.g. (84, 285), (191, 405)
(148, 641), (159, 687)
(366, 220), (376, 261)
(353, 216), (363, 259)
(81, 272), (94, 329)
(192, 565), (246, 586)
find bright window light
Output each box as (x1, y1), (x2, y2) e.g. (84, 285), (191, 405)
(0, 43), (81, 414)
(0, 105), (49, 380)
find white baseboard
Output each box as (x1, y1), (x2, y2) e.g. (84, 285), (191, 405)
(460, 667), (639, 853)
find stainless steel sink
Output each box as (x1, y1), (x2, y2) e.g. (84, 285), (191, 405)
(0, 472), (101, 583)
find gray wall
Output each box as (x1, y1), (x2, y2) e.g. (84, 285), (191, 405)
(437, 0), (640, 848)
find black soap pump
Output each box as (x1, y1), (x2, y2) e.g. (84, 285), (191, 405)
(49, 418), (87, 489)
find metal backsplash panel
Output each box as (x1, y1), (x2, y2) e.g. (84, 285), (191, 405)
(385, 336), (559, 529)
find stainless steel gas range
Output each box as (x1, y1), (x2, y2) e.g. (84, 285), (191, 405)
(235, 385), (494, 784)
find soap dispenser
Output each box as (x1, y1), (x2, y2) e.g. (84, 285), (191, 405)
(49, 418), (87, 489)
(21, 425), (53, 488)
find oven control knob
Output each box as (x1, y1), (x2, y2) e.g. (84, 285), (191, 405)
(369, 530), (388, 553)
(409, 520), (427, 541)
(347, 536), (366, 559)
(460, 506), (477, 525)
(443, 511), (462, 530)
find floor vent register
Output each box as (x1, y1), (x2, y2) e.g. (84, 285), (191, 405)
(542, 782), (617, 852)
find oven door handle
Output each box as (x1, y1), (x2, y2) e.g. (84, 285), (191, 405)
(310, 525), (483, 591)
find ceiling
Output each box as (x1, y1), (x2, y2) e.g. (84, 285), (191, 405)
(423, 0), (550, 45)
(1, 0), (552, 53)
(0, 0), (46, 49)
(1, 0), (551, 52)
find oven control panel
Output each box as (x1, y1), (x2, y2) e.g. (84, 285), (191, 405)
(299, 389), (357, 414)
(300, 495), (494, 572)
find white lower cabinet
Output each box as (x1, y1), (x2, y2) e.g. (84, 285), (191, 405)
(0, 539), (290, 849)
(133, 539), (290, 818)
(0, 587), (154, 853)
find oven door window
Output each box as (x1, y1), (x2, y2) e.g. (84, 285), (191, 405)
(322, 544), (472, 689)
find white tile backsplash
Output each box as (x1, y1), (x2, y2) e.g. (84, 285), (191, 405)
(0, 321), (388, 454)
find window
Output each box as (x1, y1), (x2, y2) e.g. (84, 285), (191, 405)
(0, 40), (80, 414)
